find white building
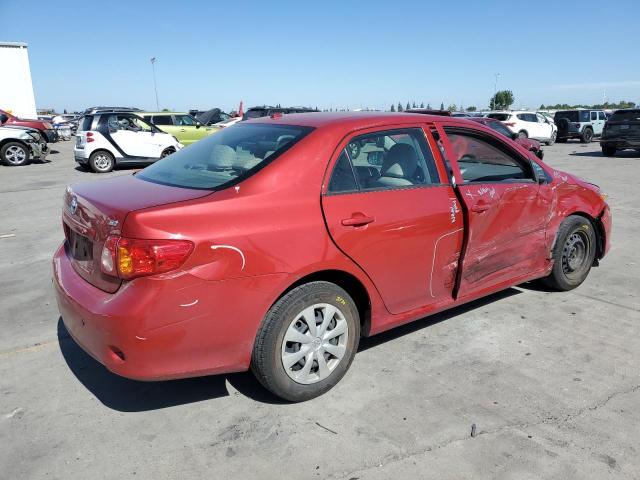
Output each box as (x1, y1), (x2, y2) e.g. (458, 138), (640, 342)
(0, 42), (37, 118)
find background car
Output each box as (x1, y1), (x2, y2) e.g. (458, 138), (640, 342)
(193, 108), (231, 126)
(242, 105), (319, 120)
(74, 112), (182, 172)
(485, 111), (557, 145)
(0, 125), (48, 166)
(469, 117), (545, 159)
(600, 109), (640, 156)
(139, 111), (220, 145)
(554, 109), (606, 143)
(0, 109), (57, 143)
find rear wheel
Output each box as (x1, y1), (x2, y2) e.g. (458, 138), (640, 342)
(542, 215), (596, 291)
(581, 128), (593, 143)
(546, 131), (556, 146)
(251, 281), (360, 402)
(0, 141), (29, 166)
(89, 150), (114, 173)
(601, 145), (617, 157)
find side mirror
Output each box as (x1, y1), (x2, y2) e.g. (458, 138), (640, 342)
(367, 151), (384, 166)
(511, 132), (518, 140)
(195, 121), (202, 129)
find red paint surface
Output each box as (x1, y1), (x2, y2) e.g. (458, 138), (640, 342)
(53, 112), (611, 380)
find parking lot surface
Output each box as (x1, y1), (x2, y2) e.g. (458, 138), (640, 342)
(1, 140), (639, 479)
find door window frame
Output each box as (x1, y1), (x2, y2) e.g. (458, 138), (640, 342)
(440, 126), (538, 185)
(322, 124), (449, 196)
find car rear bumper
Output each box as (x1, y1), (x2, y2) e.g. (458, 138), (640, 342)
(53, 243), (287, 381)
(600, 138), (640, 149)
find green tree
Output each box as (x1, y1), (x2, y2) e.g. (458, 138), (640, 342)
(466, 106), (477, 112)
(440, 102), (445, 110)
(390, 104), (396, 112)
(412, 102), (417, 108)
(489, 90), (515, 110)
(420, 102), (425, 108)
(406, 101), (411, 111)
(398, 102), (403, 112)
(447, 103), (457, 112)
(426, 103), (431, 109)
(539, 104), (546, 109)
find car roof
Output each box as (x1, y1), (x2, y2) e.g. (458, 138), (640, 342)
(138, 111), (188, 115)
(248, 111), (477, 130)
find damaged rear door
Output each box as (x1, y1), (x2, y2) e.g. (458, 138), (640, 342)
(438, 125), (553, 298)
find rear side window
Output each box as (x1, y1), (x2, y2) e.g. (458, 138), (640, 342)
(445, 130), (533, 183)
(609, 110), (640, 122)
(555, 111), (578, 122)
(487, 113), (511, 121)
(152, 115), (173, 125)
(80, 115), (94, 131)
(344, 128), (440, 190)
(328, 151), (357, 193)
(137, 123), (313, 190)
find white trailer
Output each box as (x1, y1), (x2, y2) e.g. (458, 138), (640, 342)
(0, 42), (37, 118)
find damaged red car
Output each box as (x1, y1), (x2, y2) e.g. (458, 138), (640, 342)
(53, 112), (611, 401)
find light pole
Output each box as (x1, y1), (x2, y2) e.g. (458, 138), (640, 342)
(492, 73), (500, 110)
(150, 57), (159, 111)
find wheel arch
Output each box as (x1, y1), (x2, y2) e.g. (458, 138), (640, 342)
(557, 211), (605, 262)
(275, 269), (372, 336)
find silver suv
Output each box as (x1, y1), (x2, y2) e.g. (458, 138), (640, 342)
(554, 109), (607, 143)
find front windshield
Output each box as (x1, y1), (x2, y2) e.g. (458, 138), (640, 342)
(137, 123), (313, 190)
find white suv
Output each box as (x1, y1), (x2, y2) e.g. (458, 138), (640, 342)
(74, 112), (183, 173)
(485, 111), (557, 145)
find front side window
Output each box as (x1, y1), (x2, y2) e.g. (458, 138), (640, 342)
(598, 111), (607, 120)
(137, 123), (312, 190)
(445, 130), (533, 183)
(487, 113), (511, 121)
(174, 115), (196, 126)
(344, 128), (440, 190)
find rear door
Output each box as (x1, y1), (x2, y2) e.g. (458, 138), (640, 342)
(438, 124), (553, 298)
(321, 125), (463, 314)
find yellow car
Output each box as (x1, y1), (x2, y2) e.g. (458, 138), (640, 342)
(140, 112), (220, 145)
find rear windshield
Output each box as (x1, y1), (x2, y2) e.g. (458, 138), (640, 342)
(554, 111), (590, 122)
(609, 110), (640, 122)
(487, 113), (511, 121)
(137, 123), (313, 190)
(80, 115), (93, 131)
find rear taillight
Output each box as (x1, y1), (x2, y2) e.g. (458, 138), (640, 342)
(86, 132), (94, 143)
(572, 123), (581, 128)
(504, 122), (516, 127)
(101, 235), (193, 279)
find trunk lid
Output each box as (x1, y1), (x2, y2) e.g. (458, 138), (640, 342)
(62, 174), (211, 293)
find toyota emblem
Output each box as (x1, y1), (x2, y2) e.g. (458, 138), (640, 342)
(70, 195), (78, 215)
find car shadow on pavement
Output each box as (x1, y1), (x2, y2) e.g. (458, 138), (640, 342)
(358, 288), (521, 352)
(58, 289), (522, 411)
(569, 150), (640, 158)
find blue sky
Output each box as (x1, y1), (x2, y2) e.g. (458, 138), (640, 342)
(1, 0), (639, 112)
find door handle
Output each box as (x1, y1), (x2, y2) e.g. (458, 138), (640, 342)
(471, 202), (491, 213)
(180, 128), (186, 132)
(341, 214), (375, 227)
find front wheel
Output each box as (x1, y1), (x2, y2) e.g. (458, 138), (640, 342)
(581, 128), (593, 143)
(161, 147), (175, 158)
(542, 215), (596, 291)
(0, 141), (29, 166)
(251, 281), (360, 402)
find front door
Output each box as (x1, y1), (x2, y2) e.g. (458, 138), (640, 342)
(440, 126), (553, 299)
(321, 126), (463, 314)
(105, 115), (159, 158)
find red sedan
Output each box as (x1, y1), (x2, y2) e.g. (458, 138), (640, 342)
(53, 112), (611, 401)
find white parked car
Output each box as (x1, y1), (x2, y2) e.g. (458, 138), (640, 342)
(74, 112), (183, 173)
(485, 111), (557, 145)
(0, 126), (48, 166)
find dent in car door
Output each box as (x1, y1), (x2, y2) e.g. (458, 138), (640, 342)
(321, 127), (463, 314)
(440, 127), (552, 298)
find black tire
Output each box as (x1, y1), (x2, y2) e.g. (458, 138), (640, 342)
(546, 131), (556, 146)
(251, 281), (360, 402)
(541, 215), (597, 291)
(580, 128), (593, 143)
(556, 137), (567, 143)
(601, 145), (617, 157)
(0, 141), (30, 166)
(161, 147), (175, 158)
(518, 130), (528, 139)
(89, 150), (115, 173)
